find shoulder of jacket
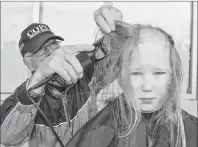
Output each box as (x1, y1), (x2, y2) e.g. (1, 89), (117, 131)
(13, 80), (28, 95)
(182, 109), (198, 124)
(182, 109), (197, 147)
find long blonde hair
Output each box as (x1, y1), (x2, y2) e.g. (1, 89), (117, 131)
(93, 21), (186, 147)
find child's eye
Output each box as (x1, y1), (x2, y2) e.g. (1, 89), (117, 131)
(153, 72), (166, 75)
(131, 72), (142, 76)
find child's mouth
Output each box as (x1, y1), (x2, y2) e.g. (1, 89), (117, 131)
(139, 97), (156, 104)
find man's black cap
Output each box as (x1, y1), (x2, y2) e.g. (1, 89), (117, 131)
(19, 23), (64, 56)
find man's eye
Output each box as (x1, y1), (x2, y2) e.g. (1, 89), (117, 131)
(153, 72), (166, 75)
(35, 49), (45, 56)
(131, 72), (142, 76)
(50, 43), (60, 49)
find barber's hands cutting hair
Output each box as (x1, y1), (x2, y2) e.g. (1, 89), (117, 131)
(28, 44), (94, 94)
(28, 5), (123, 95)
(42, 45), (94, 84)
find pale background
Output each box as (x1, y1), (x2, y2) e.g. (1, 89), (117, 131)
(1, 2), (197, 147)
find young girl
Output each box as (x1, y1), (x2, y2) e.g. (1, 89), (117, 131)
(65, 21), (197, 147)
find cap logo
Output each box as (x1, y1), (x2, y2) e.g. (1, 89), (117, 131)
(27, 24), (50, 39)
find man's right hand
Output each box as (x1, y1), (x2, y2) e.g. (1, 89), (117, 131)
(28, 44), (95, 95)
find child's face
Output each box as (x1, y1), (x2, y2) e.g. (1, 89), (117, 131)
(129, 31), (171, 113)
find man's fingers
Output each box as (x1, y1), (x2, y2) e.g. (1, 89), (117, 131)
(61, 61), (79, 83)
(100, 6), (115, 31)
(94, 10), (111, 33)
(74, 44), (95, 52)
(46, 44), (95, 84)
(61, 44), (95, 54)
(54, 66), (72, 84)
(109, 7), (122, 21)
(94, 5), (123, 33)
(63, 53), (83, 78)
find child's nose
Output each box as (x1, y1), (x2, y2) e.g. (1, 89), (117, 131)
(141, 74), (154, 92)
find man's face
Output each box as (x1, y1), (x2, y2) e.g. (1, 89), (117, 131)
(24, 39), (60, 71)
(128, 30), (171, 113)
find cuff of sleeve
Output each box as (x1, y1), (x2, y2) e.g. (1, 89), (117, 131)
(17, 80), (44, 105)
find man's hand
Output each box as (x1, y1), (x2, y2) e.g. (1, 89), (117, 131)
(28, 44), (95, 94)
(94, 5), (123, 34)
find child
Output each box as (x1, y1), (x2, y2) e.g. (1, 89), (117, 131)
(65, 21), (197, 147)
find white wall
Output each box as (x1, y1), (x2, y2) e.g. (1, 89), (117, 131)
(1, 2), (33, 93)
(42, 2), (103, 44)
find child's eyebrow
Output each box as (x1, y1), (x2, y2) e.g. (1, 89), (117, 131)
(131, 67), (170, 71)
(153, 68), (169, 71)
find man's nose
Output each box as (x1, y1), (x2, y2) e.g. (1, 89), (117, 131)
(141, 74), (153, 92)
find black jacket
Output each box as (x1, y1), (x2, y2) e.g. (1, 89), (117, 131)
(66, 98), (198, 147)
(0, 66), (96, 147)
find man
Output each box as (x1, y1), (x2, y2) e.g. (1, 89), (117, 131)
(0, 5), (122, 147)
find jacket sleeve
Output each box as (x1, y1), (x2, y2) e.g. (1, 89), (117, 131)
(0, 81), (43, 146)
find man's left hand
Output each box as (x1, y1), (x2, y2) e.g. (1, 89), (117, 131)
(94, 5), (123, 34)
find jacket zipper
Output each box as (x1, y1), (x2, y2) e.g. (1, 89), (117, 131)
(61, 84), (75, 136)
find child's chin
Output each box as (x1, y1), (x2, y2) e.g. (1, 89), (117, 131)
(140, 105), (156, 113)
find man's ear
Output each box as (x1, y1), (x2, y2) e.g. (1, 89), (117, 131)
(23, 57), (32, 71)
